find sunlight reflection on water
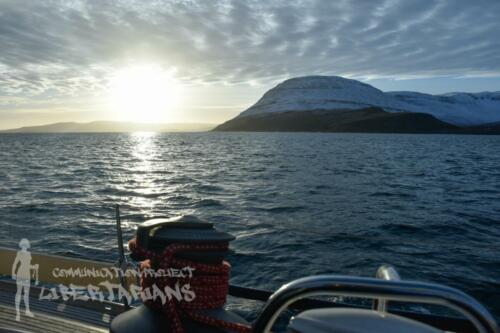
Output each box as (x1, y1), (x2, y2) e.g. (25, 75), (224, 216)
(129, 132), (158, 211)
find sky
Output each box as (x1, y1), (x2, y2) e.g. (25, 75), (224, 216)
(1, 0), (500, 129)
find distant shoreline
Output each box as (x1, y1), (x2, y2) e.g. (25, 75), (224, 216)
(3, 110), (500, 135)
(2, 131), (500, 135)
(0, 120), (216, 133)
(212, 108), (500, 135)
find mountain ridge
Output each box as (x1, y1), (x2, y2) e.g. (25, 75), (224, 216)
(214, 107), (500, 134)
(215, 107), (460, 133)
(237, 76), (500, 126)
(0, 120), (215, 133)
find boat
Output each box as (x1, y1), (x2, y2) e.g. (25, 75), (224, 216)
(0, 206), (498, 333)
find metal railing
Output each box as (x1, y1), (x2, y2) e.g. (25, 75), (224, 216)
(252, 274), (499, 333)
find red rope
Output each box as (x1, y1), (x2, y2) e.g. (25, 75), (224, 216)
(129, 238), (252, 333)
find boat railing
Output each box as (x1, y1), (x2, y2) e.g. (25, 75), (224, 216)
(252, 274), (499, 333)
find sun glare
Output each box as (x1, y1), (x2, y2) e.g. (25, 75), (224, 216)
(109, 64), (181, 123)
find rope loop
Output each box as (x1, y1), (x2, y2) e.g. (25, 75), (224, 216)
(128, 238), (252, 333)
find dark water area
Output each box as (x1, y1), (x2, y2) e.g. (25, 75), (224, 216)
(0, 132), (499, 321)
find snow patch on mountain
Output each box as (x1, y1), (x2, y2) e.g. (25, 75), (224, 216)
(238, 76), (500, 126)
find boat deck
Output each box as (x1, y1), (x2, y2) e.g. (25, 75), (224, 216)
(0, 280), (125, 332)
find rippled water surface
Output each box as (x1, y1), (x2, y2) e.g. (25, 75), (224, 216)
(1, 132), (499, 319)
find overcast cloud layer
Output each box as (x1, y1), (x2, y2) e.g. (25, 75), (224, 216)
(1, 0), (500, 113)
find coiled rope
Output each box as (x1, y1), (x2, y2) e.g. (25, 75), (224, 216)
(128, 238), (253, 333)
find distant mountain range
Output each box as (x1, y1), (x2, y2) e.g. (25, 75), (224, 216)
(214, 76), (500, 133)
(1, 121), (215, 133)
(4, 76), (500, 134)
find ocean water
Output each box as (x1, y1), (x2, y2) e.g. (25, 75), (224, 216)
(0, 132), (499, 321)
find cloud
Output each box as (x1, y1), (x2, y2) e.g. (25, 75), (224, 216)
(0, 0), (500, 99)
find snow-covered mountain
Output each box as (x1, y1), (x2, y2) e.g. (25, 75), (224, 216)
(238, 76), (500, 126)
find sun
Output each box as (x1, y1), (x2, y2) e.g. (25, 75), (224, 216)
(109, 64), (181, 123)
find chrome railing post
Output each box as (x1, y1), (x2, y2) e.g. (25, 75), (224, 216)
(374, 264), (401, 312)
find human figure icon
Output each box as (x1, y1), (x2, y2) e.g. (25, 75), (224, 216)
(11, 238), (38, 321)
